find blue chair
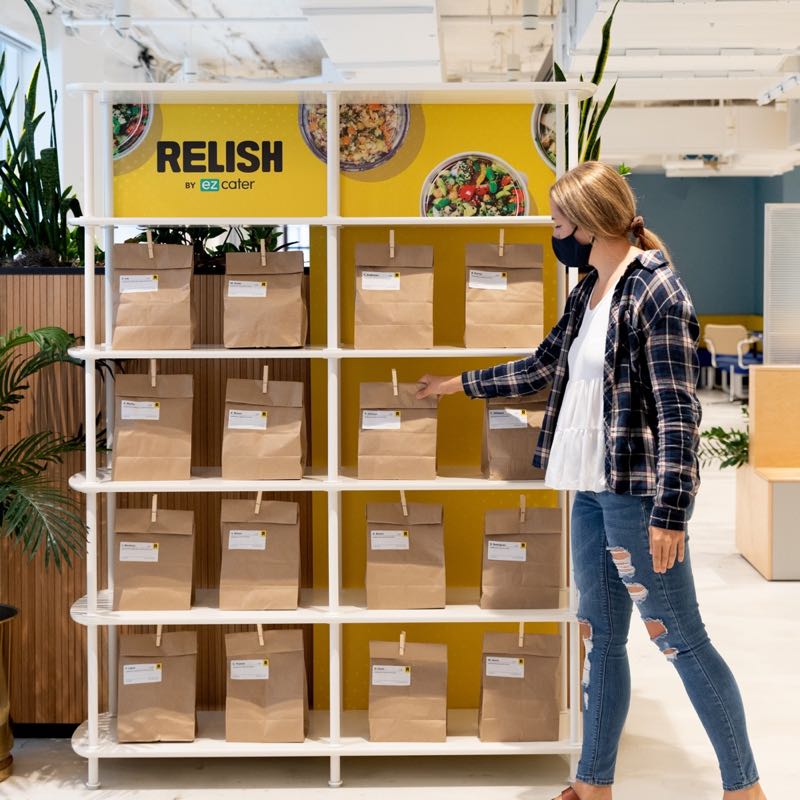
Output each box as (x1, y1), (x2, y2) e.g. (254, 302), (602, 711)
(704, 324), (763, 401)
(696, 347), (713, 389)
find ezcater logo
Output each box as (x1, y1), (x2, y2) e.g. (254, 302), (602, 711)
(156, 139), (283, 192)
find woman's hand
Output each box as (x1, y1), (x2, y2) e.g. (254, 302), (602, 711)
(416, 374), (464, 400)
(649, 525), (686, 573)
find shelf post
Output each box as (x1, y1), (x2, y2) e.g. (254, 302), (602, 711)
(325, 88), (344, 786)
(566, 89), (580, 295)
(328, 622), (343, 787)
(86, 621), (100, 788)
(99, 96), (119, 716)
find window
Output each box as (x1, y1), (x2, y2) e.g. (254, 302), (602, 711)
(283, 224), (311, 268)
(0, 30), (33, 153)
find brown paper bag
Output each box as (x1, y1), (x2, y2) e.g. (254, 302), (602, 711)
(219, 499), (300, 610)
(365, 502), (445, 609)
(354, 243), (434, 349)
(223, 251), (308, 348)
(117, 631), (197, 743)
(358, 382), (438, 479)
(480, 507), (562, 609)
(464, 243), (544, 348)
(111, 242), (195, 349)
(368, 640), (447, 742)
(224, 629), (309, 743)
(112, 373), (193, 480)
(221, 378), (306, 479)
(482, 389), (549, 480)
(113, 508), (195, 611)
(478, 632), (561, 742)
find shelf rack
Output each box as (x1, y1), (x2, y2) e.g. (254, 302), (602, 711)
(68, 79), (593, 789)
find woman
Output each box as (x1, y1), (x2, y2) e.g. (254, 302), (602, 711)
(416, 162), (765, 800)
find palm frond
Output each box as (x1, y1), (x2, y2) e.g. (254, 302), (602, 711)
(0, 473), (86, 568)
(0, 430), (84, 478)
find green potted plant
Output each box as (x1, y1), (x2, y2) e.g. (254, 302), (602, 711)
(0, 325), (103, 778)
(0, 1), (84, 267)
(534, 0), (630, 175)
(699, 406), (749, 469)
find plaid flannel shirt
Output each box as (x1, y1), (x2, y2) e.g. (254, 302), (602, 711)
(462, 249), (702, 532)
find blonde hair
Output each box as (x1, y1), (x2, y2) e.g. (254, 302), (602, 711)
(549, 161), (673, 266)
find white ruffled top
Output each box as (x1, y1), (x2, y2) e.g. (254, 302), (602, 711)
(544, 278), (618, 492)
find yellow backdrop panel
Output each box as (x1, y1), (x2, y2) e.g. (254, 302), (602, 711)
(310, 220), (562, 711)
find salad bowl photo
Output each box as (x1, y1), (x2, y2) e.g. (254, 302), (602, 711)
(420, 152), (530, 217)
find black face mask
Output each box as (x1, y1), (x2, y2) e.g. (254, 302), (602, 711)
(551, 225), (594, 269)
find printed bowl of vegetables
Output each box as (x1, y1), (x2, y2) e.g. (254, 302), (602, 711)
(420, 153), (529, 217)
(299, 103), (410, 172)
(532, 104), (557, 170)
(113, 102), (153, 160)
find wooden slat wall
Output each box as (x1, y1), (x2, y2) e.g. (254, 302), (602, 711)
(0, 271), (314, 723)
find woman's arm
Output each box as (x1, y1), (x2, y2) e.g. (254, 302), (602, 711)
(416, 304), (571, 401)
(459, 305), (571, 399)
(642, 299), (702, 532)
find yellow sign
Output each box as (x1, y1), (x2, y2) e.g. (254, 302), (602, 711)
(112, 101), (554, 218)
(114, 104), (326, 216)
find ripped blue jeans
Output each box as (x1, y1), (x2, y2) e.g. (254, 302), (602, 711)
(571, 490), (760, 792)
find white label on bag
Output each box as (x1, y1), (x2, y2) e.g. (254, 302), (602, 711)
(362, 270), (400, 291)
(119, 541), (159, 562)
(228, 279), (267, 298)
(469, 269), (508, 291)
(230, 658), (270, 681)
(120, 274), (159, 293)
(370, 529), (410, 550)
(488, 540), (527, 562)
(486, 656), (525, 679)
(120, 400), (160, 421)
(123, 663), (162, 685)
(228, 529), (267, 551)
(372, 664), (411, 686)
(488, 408), (528, 429)
(228, 408), (268, 430)
(362, 409), (401, 430)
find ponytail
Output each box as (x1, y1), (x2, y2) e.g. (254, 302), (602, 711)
(629, 214), (673, 268)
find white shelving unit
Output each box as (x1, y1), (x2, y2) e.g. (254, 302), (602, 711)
(68, 79), (594, 789)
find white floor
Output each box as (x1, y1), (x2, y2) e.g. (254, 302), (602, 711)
(4, 389), (798, 800)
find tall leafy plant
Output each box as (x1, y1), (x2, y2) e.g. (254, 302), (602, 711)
(699, 406), (750, 469)
(0, 0), (83, 265)
(552, 0), (629, 173)
(0, 326), (89, 566)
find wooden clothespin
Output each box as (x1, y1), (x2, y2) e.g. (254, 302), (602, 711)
(262, 365), (269, 394)
(518, 622), (525, 648)
(400, 490), (408, 517)
(498, 228), (505, 257)
(149, 358), (157, 388)
(155, 624), (163, 647)
(257, 623), (264, 647)
(254, 491), (263, 515)
(519, 494), (526, 523)
(260, 238), (266, 267)
(389, 229), (395, 259)
(399, 630), (406, 657)
(145, 228), (154, 259)
(150, 493), (158, 523)
(391, 368), (398, 398)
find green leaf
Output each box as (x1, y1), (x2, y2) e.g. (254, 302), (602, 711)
(591, 0), (622, 87)
(583, 80), (617, 162)
(0, 473), (86, 567)
(22, 0), (59, 156)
